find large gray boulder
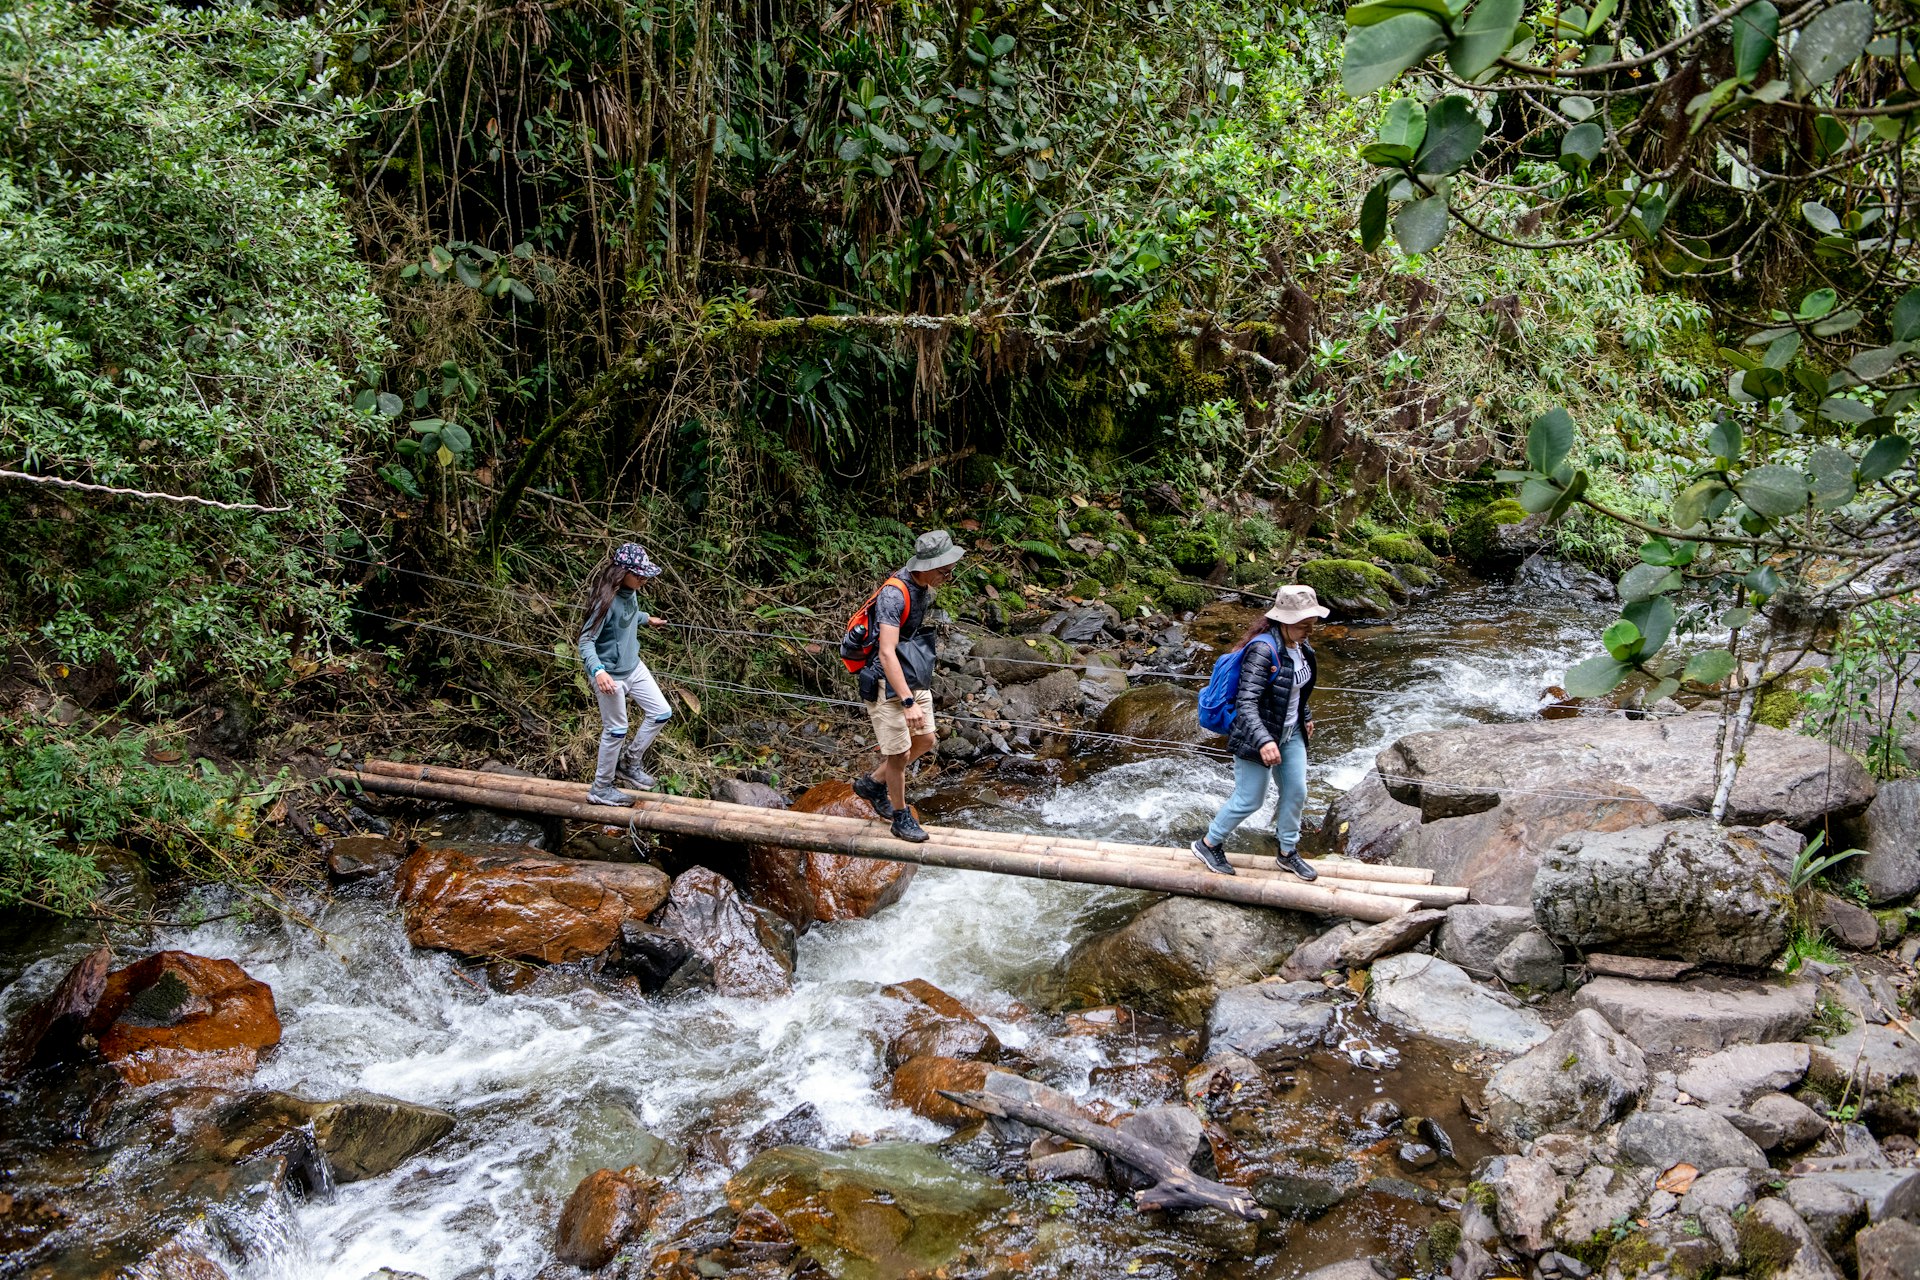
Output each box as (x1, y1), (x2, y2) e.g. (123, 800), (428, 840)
(1807, 1022), (1920, 1130)
(1376, 713), (1875, 826)
(1482, 1009), (1648, 1145)
(1435, 904), (1535, 977)
(1746, 1198), (1845, 1280)
(1616, 1107), (1768, 1172)
(1047, 897), (1317, 1026)
(1205, 980), (1339, 1059)
(1845, 780), (1920, 905)
(1858, 1218), (1920, 1280)
(1575, 976), (1816, 1053)
(1675, 1042), (1811, 1107)
(1481, 1155), (1565, 1253)
(1532, 820), (1792, 967)
(1367, 953), (1551, 1053)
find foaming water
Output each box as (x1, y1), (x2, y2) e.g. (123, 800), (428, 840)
(110, 579), (1610, 1279)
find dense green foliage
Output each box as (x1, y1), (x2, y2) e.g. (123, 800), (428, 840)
(0, 0), (385, 696)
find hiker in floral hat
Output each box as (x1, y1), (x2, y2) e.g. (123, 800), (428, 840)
(1191, 583), (1328, 880)
(577, 542), (672, 805)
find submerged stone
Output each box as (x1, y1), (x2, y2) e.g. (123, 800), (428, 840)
(724, 1144), (1008, 1280)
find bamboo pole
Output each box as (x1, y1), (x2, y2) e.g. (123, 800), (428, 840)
(345, 760), (1440, 887)
(331, 770), (1420, 922)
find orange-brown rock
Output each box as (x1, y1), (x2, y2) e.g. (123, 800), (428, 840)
(1, 944), (110, 1076)
(87, 951), (281, 1087)
(881, 979), (1001, 1068)
(394, 844), (668, 964)
(746, 781), (915, 932)
(656, 867), (794, 997)
(889, 1055), (1005, 1126)
(555, 1166), (660, 1270)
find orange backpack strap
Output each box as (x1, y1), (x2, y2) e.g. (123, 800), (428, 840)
(884, 576), (912, 630)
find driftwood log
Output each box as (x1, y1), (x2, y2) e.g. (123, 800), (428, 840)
(332, 764), (1443, 921)
(937, 1088), (1266, 1221)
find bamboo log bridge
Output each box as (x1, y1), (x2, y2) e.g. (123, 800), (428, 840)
(331, 761), (1465, 922)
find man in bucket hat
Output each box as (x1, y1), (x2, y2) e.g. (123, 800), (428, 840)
(1191, 583), (1329, 879)
(848, 530), (964, 842)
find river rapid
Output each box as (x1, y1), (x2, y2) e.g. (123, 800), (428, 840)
(1, 581), (1612, 1280)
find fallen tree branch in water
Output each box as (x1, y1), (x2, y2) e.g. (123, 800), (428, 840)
(937, 1088), (1267, 1221)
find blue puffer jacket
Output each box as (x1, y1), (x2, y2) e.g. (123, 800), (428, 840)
(1225, 629), (1316, 760)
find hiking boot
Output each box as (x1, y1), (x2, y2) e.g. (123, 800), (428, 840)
(891, 809), (930, 843)
(1277, 850), (1318, 881)
(852, 773), (895, 820)
(615, 767), (657, 791)
(1190, 838), (1235, 876)
(588, 782), (637, 807)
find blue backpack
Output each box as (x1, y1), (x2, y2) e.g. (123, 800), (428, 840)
(1196, 633), (1276, 736)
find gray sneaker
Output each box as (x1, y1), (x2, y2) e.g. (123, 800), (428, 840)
(615, 767), (657, 791)
(587, 783), (637, 807)
(1190, 838), (1235, 875)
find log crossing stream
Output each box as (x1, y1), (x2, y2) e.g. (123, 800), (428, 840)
(335, 760), (1464, 921)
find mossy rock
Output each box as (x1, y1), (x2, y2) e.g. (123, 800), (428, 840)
(1164, 529), (1224, 575)
(1367, 533), (1438, 567)
(1231, 560), (1270, 587)
(1069, 506), (1115, 536)
(1454, 499), (1539, 573)
(1299, 558), (1398, 619)
(933, 585), (977, 618)
(1160, 581), (1211, 613)
(1753, 685), (1805, 731)
(1107, 586), (1149, 618)
(1390, 562), (1435, 590)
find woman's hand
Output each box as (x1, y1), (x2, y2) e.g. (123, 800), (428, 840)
(1260, 741), (1281, 766)
(594, 670), (617, 695)
(1303, 719), (1314, 742)
(647, 616), (670, 627)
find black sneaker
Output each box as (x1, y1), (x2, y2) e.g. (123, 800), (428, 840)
(1277, 850), (1318, 881)
(1190, 838), (1235, 875)
(852, 773), (895, 820)
(891, 809), (930, 843)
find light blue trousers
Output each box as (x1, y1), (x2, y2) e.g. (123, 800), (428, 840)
(1205, 731), (1308, 853)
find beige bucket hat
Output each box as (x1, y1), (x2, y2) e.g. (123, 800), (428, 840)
(1266, 583), (1330, 624)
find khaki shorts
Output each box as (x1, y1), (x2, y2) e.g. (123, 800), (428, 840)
(866, 693), (937, 757)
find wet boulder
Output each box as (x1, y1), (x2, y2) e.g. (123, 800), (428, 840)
(1047, 896), (1318, 1026)
(1089, 684), (1210, 759)
(200, 1090), (454, 1183)
(608, 920), (702, 994)
(555, 1166), (661, 1270)
(1483, 1009), (1648, 1145)
(1367, 953), (1550, 1053)
(1, 944), (111, 1075)
(86, 951), (281, 1086)
(724, 1144), (1008, 1280)
(654, 866), (795, 997)
(1204, 979), (1339, 1059)
(999, 668), (1082, 719)
(889, 1055), (1004, 1126)
(968, 631), (1076, 684)
(881, 979), (1001, 1067)
(1041, 603), (1122, 645)
(1298, 558), (1400, 620)
(394, 845), (668, 964)
(1533, 820), (1793, 968)
(745, 781), (916, 933)
(324, 834), (407, 884)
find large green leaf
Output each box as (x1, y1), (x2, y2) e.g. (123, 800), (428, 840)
(1785, 0), (1873, 93)
(1526, 406), (1575, 475)
(1564, 654), (1634, 698)
(1446, 0), (1524, 78)
(1558, 122), (1603, 170)
(1343, 13), (1449, 96)
(1348, 0), (1457, 24)
(1518, 476), (1563, 513)
(1892, 288), (1920, 343)
(1392, 193), (1451, 253)
(1622, 595), (1675, 655)
(1731, 0), (1779, 81)
(1859, 434), (1912, 483)
(1603, 619), (1643, 661)
(1683, 649), (1738, 686)
(1618, 562), (1680, 602)
(1735, 463), (1810, 516)
(1414, 96), (1486, 174)
(1807, 445), (1857, 508)
(1359, 179), (1391, 251)
(1544, 468), (1589, 524)
(1669, 478), (1726, 531)
(1708, 417), (1743, 462)
(1378, 97), (1428, 150)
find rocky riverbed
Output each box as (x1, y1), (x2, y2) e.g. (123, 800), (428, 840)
(4, 571), (1917, 1280)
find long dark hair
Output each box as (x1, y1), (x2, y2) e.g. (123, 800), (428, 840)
(1236, 616), (1278, 651)
(578, 557), (628, 642)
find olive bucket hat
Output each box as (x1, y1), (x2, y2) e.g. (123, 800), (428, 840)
(904, 529), (966, 572)
(1266, 583), (1330, 624)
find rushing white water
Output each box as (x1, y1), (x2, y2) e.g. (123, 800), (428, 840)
(61, 580), (1610, 1280)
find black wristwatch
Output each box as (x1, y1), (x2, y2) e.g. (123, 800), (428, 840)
(900, 695), (917, 707)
